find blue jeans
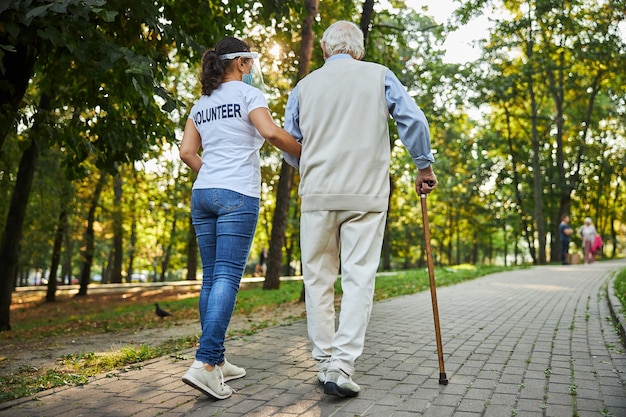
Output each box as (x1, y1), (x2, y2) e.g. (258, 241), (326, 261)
(561, 240), (569, 264)
(191, 188), (259, 365)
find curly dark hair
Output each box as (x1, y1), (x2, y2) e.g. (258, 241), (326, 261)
(200, 37), (251, 96)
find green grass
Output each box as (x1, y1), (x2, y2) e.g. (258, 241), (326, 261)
(614, 268), (626, 309)
(0, 338), (199, 402)
(372, 264), (514, 301)
(235, 264), (520, 312)
(0, 264), (523, 402)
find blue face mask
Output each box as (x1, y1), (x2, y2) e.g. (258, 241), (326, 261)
(243, 67), (254, 85)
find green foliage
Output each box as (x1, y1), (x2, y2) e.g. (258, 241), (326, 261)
(2, 0), (184, 173)
(455, 0), (626, 263)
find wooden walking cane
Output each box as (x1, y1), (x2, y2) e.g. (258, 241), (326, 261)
(420, 190), (449, 385)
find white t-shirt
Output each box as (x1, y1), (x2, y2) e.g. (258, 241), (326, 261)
(188, 82), (268, 197)
(578, 224), (597, 243)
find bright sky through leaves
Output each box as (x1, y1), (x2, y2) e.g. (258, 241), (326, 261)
(408, 0), (626, 63)
(405, 0), (490, 63)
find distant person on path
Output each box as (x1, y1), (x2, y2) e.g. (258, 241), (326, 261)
(578, 217), (598, 264)
(559, 214), (573, 264)
(255, 247), (268, 276)
(179, 36), (301, 400)
(283, 21), (437, 398)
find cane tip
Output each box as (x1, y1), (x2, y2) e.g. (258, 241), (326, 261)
(439, 373), (449, 385)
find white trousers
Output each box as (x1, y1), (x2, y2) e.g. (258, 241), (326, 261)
(300, 210), (387, 376)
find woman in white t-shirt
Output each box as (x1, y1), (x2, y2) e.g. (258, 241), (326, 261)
(179, 37), (300, 400)
(577, 217), (598, 264)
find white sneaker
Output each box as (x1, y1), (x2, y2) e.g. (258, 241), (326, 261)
(324, 369), (360, 397)
(182, 361), (233, 400)
(219, 358), (246, 381)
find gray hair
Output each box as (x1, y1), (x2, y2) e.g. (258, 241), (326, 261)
(321, 21), (365, 60)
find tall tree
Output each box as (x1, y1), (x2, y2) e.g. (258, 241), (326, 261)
(360, 0), (375, 46)
(76, 174), (106, 297)
(263, 0), (320, 290)
(0, 0), (187, 330)
(0, 86), (53, 329)
(0, 138), (40, 330)
(110, 169), (124, 283)
(45, 181), (72, 301)
(185, 214), (198, 280)
(459, 0), (626, 264)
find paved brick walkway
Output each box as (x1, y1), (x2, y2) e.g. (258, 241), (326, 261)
(1, 260), (625, 417)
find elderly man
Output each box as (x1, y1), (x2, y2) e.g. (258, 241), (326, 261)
(283, 20), (437, 397)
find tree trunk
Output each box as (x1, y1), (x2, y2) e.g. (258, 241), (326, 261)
(455, 207), (460, 265)
(264, 0), (319, 291)
(381, 215), (392, 270)
(359, 0), (375, 49)
(264, 162), (294, 290)
(381, 176), (394, 270)
(127, 209), (137, 283)
(103, 248), (114, 284)
(0, 139), (39, 330)
(0, 43), (38, 152)
(547, 50), (568, 263)
(160, 216), (177, 282)
(76, 174), (106, 297)
(610, 172), (621, 258)
(472, 231), (478, 264)
(502, 220), (509, 267)
(529, 70), (546, 264)
(46, 208), (67, 302)
(186, 214), (198, 280)
(110, 171), (124, 283)
(298, 0), (319, 77)
(446, 204), (453, 265)
(502, 105), (536, 263)
(61, 224), (73, 285)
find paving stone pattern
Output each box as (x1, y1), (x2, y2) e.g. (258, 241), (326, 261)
(1, 260), (625, 417)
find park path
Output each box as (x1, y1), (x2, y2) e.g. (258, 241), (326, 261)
(1, 260), (625, 417)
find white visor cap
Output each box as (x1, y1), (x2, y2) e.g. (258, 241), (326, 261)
(218, 52), (259, 60)
(218, 52), (264, 89)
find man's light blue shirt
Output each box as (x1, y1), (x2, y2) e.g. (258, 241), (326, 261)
(283, 54), (435, 169)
